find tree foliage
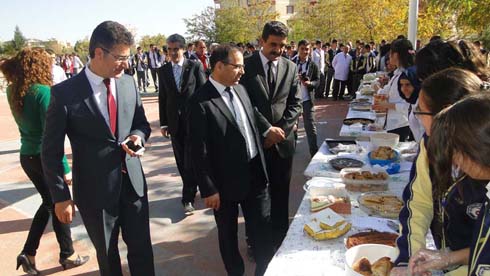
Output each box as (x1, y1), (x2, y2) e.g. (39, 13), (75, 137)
(215, 0), (278, 43)
(13, 26), (26, 51)
(430, 0), (490, 32)
(138, 34), (167, 50)
(184, 6), (217, 42)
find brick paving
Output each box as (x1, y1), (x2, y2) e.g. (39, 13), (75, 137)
(0, 86), (349, 275)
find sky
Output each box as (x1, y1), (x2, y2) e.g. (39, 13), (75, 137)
(0, 0), (215, 44)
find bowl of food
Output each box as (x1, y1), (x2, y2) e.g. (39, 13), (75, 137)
(370, 133), (399, 148)
(345, 244), (398, 276)
(368, 147), (399, 166)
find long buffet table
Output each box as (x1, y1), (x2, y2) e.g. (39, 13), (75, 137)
(264, 89), (420, 275)
(264, 142), (413, 276)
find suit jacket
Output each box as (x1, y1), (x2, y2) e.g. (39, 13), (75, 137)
(42, 69), (151, 211)
(187, 81), (268, 201)
(291, 57), (321, 104)
(158, 59), (206, 136)
(189, 53), (211, 77)
(240, 51), (302, 158)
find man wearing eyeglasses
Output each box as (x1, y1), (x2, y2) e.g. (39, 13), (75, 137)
(42, 21), (154, 276)
(157, 33), (206, 215)
(187, 44), (274, 276)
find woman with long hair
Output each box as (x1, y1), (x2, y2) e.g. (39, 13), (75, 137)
(0, 48), (88, 275)
(410, 93), (490, 276)
(392, 68), (490, 276)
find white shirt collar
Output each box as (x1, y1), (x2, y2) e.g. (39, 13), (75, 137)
(209, 76), (228, 96)
(171, 58), (185, 67)
(486, 182), (490, 199)
(85, 63), (108, 87)
(259, 50), (279, 68)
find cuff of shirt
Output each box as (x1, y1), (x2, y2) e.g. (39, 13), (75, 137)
(160, 126), (168, 129)
(263, 127), (272, 137)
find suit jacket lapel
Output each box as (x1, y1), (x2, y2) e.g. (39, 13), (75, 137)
(165, 63), (179, 92)
(208, 83), (240, 130)
(115, 78), (130, 141)
(234, 85), (254, 131)
(253, 52), (271, 100)
(273, 58), (287, 100)
(79, 71), (114, 139)
(180, 60), (191, 94)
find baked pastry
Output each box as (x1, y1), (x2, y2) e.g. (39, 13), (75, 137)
(304, 208), (352, 240)
(346, 231), (399, 249)
(371, 257), (393, 276)
(371, 146), (396, 160)
(352, 257), (372, 276)
(310, 195), (351, 214)
(343, 171), (388, 181)
(359, 194), (403, 216)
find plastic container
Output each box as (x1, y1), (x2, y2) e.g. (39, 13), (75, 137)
(340, 168), (389, 192)
(345, 244), (399, 276)
(368, 151), (400, 166)
(370, 133), (400, 148)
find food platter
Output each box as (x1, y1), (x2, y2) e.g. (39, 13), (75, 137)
(343, 118), (375, 126)
(329, 157), (364, 171)
(358, 192), (403, 219)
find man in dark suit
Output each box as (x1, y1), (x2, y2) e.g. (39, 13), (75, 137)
(239, 21), (302, 249)
(42, 21), (154, 276)
(158, 33), (206, 214)
(187, 45), (274, 276)
(292, 39), (320, 157)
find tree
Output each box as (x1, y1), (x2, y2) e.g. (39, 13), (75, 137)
(184, 6), (217, 42)
(430, 0), (489, 32)
(13, 26), (26, 51)
(214, 0), (278, 43)
(138, 34), (167, 50)
(74, 38), (90, 62)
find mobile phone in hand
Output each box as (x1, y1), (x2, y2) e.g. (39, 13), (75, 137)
(122, 139), (145, 155)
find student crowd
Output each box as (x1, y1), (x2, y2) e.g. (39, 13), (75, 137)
(1, 19), (490, 276)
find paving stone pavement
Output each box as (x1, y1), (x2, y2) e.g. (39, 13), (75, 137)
(0, 87), (349, 276)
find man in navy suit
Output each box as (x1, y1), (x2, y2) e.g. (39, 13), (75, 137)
(42, 21), (154, 276)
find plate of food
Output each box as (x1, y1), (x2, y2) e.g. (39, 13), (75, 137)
(308, 184), (351, 214)
(329, 157), (364, 171)
(358, 192), (404, 219)
(345, 244), (396, 276)
(345, 230), (399, 249)
(340, 168), (389, 192)
(343, 118), (375, 126)
(304, 208), (352, 240)
(351, 102), (372, 111)
(325, 139), (357, 154)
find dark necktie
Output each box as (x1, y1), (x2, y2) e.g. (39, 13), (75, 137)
(267, 60), (275, 96)
(103, 78), (117, 135)
(225, 87), (237, 118)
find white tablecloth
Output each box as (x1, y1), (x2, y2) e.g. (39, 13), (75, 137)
(265, 142), (414, 276)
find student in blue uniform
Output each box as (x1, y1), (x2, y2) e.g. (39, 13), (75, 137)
(409, 92), (490, 276)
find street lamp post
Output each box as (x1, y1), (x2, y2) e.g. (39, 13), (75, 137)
(408, 0), (419, 47)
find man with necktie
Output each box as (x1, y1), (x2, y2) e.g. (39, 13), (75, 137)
(42, 21), (154, 276)
(240, 21), (301, 250)
(187, 44), (274, 276)
(148, 44), (161, 92)
(158, 34), (206, 214)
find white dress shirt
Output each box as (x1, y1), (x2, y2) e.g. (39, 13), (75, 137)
(311, 48), (325, 74)
(259, 51), (278, 84)
(148, 50), (161, 69)
(171, 58), (185, 88)
(297, 59), (311, 102)
(209, 77), (258, 160)
(52, 64), (67, 85)
(85, 64), (117, 129)
(378, 68), (410, 131)
(73, 56), (84, 69)
(332, 52), (352, 81)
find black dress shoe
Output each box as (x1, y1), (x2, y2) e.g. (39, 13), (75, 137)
(16, 253), (40, 275)
(59, 254), (89, 270)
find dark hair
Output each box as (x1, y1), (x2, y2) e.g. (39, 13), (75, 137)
(364, 44), (371, 50)
(89, 21), (134, 58)
(195, 40), (206, 47)
(421, 68), (483, 115)
(325, 42), (330, 47)
(315, 40), (321, 45)
(298, 39), (309, 48)
(428, 93), (490, 200)
(332, 39), (338, 44)
(187, 43), (193, 48)
(209, 44), (241, 71)
(397, 35), (406, 39)
(137, 46), (142, 50)
(261, 21), (288, 41)
(379, 43), (391, 57)
(390, 38), (415, 68)
(286, 45), (292, 50)
(430, 35), (442, 42)
(398, 67), (420, 104)
(416, 39), (489, 81)
(167, 34), (186, 49)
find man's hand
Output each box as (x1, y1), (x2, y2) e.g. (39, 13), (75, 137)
(121, 135), (143, 157)
(266, 127), (285, 145)
(160, 128), (170, 138)
(55, 199), (75, 224)
(64, 171), (72, 186)
(204, 193), (220, 211)
(409, 248), (452, 275)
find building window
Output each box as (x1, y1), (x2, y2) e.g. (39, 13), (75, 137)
(287, 5), (294, 14)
